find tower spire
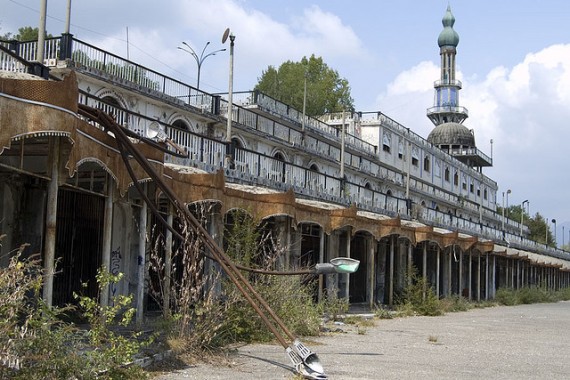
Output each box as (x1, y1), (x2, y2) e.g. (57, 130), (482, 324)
(427, 4), (467, 126)
(426, 6), (492, 169)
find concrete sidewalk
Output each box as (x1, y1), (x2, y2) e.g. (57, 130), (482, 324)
(153, 301), (570, 379)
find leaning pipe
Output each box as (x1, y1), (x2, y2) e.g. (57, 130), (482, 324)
(77, 104), (326, 378)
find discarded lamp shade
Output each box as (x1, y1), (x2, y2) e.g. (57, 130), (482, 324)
(314, 257), (360, 274)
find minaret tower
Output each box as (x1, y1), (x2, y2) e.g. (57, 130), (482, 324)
(427, 5), (492, 170)
(427, 5), (467, 126)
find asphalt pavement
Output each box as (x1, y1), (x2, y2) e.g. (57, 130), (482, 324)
(152, 301), (570, 379)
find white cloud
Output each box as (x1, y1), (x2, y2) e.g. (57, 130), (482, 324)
(374, 61), (438, 138)
(172, 0), (366, 91)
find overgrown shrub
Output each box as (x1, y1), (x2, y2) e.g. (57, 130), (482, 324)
(495, 285), (559, 306)
(440, 294), (473, 313)
(214, 210), (322, 344)
(396, 267), (443, 316)
(0, 240), (147, 379)
(74, 270), (152, 379)
(216, 275), (322, 345)
(149, 207), (323, 353)
(320, 286), (349, 321)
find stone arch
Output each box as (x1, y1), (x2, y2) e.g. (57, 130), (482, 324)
(67, 159), (117, 194)
(93, 89), (129, 127)
(171, 118), (191, 131)
(271, 148), (289, 163)
(231, 136), (247, 149)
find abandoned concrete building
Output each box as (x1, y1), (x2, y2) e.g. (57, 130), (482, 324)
(1, 6), (569, 323)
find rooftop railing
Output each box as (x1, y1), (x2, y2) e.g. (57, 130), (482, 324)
(426, 105), (469, 117)
(433, 79), (462, 88)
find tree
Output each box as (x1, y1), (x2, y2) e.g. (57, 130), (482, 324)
(527, 212), (555, 247)
(1, 26), (52, 41)
(255, 55), (354, 117)
(505, 206), (555, 247)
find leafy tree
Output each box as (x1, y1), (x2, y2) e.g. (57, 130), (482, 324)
(527, 212), (555, 247)
(1, 26), (52, 41)
(505, 205), (554, 247)
(255, 54), (354, 117)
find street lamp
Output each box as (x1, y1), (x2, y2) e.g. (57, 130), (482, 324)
(520, 199), (528, 237)
(178, 41), (226, 89)
(501, 189), (511, 232)
(552, 219), (557, 247)
(222, 28), (235, 155)
(314, 257), (360, 274)
(506, 189), (511, 220)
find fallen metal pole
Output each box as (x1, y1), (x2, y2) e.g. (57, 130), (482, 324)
(78, 104), (327, 379)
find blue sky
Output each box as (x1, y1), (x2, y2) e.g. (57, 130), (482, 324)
(3, 0), (570, 244)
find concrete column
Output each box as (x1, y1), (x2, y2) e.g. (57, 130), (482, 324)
(389, 235), (394, 307)
(491, 255), (497, 298)
(477, 253), (481, 302)
(344, 229), (351, 300)
(368, 236), (376, 308)
(285, 220), (292, 269)
(163, 205), (173, 317)
(327, 232), (339, 299)
(42, 137), (60, 307)
(507, 259), (510, 289)
(459, 249), (463, 298)
(468, 250), (473, 300)
(511, 259), (515, 289)
(407, 242), (413, 282)
(275, 217), (290, 269)
(447, 248), (452, 296)
(422, 242), (427, 300)
(100, 175), (114, 308)
(318, 228), (325, 303)
(436, 246), (440, 298)
(136, 185), (148, 326)
(485, 253), (489, 300)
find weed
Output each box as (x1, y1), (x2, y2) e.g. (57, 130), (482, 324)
(440, 295), (472, 313)
(320, 287), (349, 321)
(374, 306), (394, 319)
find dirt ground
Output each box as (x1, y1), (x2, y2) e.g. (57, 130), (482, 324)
(149, 301), (570, 379)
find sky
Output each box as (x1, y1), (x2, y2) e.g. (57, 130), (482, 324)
(3, 0), (570, 244)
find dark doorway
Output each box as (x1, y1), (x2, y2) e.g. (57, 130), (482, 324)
(349, 232), (369, 303)
(52, 189), (104, 306)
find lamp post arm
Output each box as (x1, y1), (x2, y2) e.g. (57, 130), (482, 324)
(181, 42), (199, 62)
(199, 41), (211, 61)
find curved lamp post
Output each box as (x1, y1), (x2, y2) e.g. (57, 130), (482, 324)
(178, 41), (226, 89)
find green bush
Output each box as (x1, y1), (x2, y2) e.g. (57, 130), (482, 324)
(440, 295), (473, 313)
(320, 287), (349, 321)
(214, 275), (322, 345)
(495, 285), (562, 306)
(396, 267), (443, 317)
(0, 244), (148, 379)
(494, 288), (517, 306)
